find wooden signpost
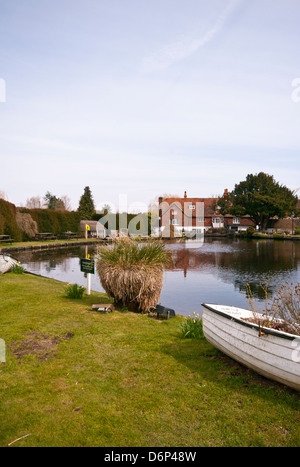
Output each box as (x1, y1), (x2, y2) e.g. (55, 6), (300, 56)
(80, 257), (95, 295)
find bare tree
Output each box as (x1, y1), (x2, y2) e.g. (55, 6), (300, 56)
(60, 195), (72, 211)
(161, 193), (180, 199)
(25, 196), (43, 209)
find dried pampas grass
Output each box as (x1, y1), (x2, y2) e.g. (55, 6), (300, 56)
(96, 238), (170, 312)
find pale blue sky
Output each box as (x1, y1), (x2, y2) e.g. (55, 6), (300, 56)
(0, 0), (299, 211)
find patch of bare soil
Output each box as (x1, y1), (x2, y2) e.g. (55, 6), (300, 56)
(9, 332), (74, 362)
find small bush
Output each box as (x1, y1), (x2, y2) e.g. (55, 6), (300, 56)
(179, 312), (204, 339)
(238, 230), (248, 238)
(239, 227), (256, 238)
(273, 232), (285, 239)
(64, 283), (85, 299)
(294, 227), (300, 235)
(12, 262), (26, 274)
(247, 226), (256, 236)
(252, 232), (267, 238)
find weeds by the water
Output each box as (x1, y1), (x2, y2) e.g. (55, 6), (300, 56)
(271, 282), (300, 335)
(244, 279), (300, 335)
(244, 279), (271, 317)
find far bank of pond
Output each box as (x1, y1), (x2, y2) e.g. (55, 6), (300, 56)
(2, 233), (300, 254)
(13, 237), (300, 317)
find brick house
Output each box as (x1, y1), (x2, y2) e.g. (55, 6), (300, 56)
(267, 199), (300, 234)
(158, 191), (254, 237)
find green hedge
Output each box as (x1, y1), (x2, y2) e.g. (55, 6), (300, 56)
(0, 199), (81, 242)
(0, 199), (23, 241)
(92, 212), (152, 233)
(20, 208), (80, 235)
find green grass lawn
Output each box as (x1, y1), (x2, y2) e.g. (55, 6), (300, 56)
(0, 273), (299, 447)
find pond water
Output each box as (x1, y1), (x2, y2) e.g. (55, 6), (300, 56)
(15, 238), (300, 317)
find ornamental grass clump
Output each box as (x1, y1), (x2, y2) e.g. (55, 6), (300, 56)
(96, 238), (171, 312)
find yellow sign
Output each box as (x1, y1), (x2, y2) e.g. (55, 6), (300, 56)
(86, 254), (90, 259)
(86, 224), (90, 231)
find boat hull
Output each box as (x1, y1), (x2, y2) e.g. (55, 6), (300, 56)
(202, 304), (300, 391)
(0, 254), (18, 274)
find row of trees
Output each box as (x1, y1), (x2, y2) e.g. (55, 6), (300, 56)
(41, 174), (300, 229)
(2, 173), (299, 229)
(23, 187), (96, 220)
(25, 192), (75, 212)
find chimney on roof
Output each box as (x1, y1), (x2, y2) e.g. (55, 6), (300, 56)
(184, 191), (187, 199)
(224, 189), (229, 197)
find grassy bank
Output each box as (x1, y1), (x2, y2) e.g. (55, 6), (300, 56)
(0, 237), (104, 251)
(0, 273), (299, 447)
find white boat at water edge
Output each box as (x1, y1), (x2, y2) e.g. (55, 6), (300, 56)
(0, 253), (18, 274)
(202, 303), (300, 391)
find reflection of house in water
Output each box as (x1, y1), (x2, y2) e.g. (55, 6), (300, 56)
(166, 241), (230, 278)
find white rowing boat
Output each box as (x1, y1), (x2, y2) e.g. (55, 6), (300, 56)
(0, 253), (18, 274)
(202, 303), (300, 391)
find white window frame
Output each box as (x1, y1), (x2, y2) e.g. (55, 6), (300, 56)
(212, 217), (223, 224)
(233, 217), (240, 224)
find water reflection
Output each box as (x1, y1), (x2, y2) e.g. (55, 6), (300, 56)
(15, 239), (300, 317)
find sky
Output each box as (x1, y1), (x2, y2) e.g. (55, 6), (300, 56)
(0, 0), (300, 212)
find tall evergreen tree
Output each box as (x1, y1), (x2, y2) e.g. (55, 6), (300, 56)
(44, 191), (57, 210)
(78, 186), (95, 220)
